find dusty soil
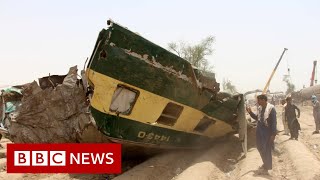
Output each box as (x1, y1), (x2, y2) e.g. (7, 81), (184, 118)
(0, 105), (320, 180)
(296, 106), (320, 161)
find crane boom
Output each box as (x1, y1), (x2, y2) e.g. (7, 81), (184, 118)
(262, 48), (288, 94)
(310, 60), (317, 87)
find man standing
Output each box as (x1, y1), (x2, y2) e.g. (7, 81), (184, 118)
(281, 99), (290, 135)
(246, 94), (277, 174)
(311, 95), (320, 134)
(285, 96), (300, 140)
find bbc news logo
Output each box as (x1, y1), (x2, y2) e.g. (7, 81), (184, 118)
(7, 144), (121, 173)
(14, 151), (67, 166)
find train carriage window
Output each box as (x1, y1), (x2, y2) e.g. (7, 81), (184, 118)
(156, 102), (183, 126)
(194, 116), (216, 133)
(109, 85), (139, 115)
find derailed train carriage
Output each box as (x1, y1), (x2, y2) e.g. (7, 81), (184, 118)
(84, 20), (247, 151)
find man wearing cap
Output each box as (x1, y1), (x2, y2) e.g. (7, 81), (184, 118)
(246, 94), (277, 174)
(285, 96), (300, 140)
(311, 95), (320, 134)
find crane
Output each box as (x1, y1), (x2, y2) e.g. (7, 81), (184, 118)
(310, 60), (317, 87)
(262, 48), (288, 94)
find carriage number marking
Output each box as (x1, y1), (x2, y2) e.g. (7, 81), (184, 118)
(137, 131), (170, 142)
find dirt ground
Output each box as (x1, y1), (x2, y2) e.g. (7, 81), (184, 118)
(0, 105), (320, 180)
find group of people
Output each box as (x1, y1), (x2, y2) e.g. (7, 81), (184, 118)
(281, 95), (320, 137)
(246, 94), (320, 175)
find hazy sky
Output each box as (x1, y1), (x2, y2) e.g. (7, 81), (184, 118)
(1, 0), (319, 93)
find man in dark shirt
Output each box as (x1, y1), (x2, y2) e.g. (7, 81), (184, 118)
(285, 96), (300, 140)
(246, 94), (277, 174)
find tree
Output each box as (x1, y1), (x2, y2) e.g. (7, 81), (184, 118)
(222, 78), (237, 94)
(283, 75), (295, 95)
(168, 36), (215, 72)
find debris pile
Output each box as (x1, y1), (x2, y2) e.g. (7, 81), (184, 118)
(8, 66), (109, 143)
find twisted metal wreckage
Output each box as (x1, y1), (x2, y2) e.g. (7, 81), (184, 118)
(1, 20), (248, 155)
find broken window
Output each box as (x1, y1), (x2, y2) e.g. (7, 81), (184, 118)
(156, 103), (183, 126)
(194, 116), (216, 133)
(109, 85), (139, 115)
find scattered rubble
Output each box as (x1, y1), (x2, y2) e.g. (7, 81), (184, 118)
(8, 66), (108, 144)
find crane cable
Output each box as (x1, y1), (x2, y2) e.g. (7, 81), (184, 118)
(286, 55), (291, 83)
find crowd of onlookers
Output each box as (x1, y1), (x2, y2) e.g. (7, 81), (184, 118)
(245, 94), (320, 175)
